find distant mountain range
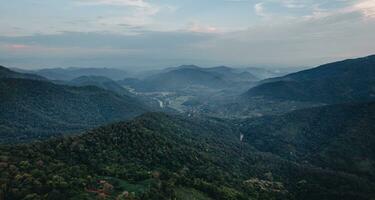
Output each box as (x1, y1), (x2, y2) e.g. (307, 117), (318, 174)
(121, 65), (259, 93)
(13, 67), (129, 81)
(245, 55), (375, 104)
(66, 75), (133, 96)
(201, 55), (375, 118)
(241, 67), (304, 80)
(0, 67), (148, 143)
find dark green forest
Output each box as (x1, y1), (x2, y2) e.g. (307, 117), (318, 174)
(0, 78), (148, 143)
(245, 55), (375, 104)
(1, 110), (375, 200)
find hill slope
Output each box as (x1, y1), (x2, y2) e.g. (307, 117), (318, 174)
(0, 77), (148, 143)
(240, 101), (375, 181)
(0, 65), (46, 81)
(68, 75), (133, 96)
(245, 55), (375, 104)
(23, 67), (129, 81)
(0, 112), (375, 199)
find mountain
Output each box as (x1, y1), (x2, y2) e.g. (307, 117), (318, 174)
(68, 76), (133, 96)
(205, 66), (259, 82)
(0, 67), (148, 143)
(165, 65), (259, 82)
(124, 65), (259, 92)
(0, 65), (46, 81)
(244, 55), (375, 104)
(139, 67), (229, 91)
(1, 112), (374, 200)
(240, 101), (375, 181)
(204, 55), (375, 118)
(22, 67), (129, 81)
(242, 67), (305, 80)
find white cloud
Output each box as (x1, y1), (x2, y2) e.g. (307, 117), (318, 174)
(187, 22), (219, 33)
(76, 0), (162, 31)
(301, 0), (375, 21)
(254, 3), (267, 17)
(77, 0), (151, 8)
(279, 0), (306, 8)
(1, 0), (374, 68)
(354, 0), (375, 19)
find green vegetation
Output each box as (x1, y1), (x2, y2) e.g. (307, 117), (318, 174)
(240, 101), (375, 181)
(1, 111), (374, 199)
(204, 55), (375, 118)
(174, 187), (212, 200)
(245, 55), (375, 104)
(0, 78), (148, 143)
(0, 66), (46, 81)
(121, 65), (258, 94)
(68, 76), (133, 97)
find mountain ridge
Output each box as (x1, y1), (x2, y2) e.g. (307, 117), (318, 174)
(244, 55), (375, 104)
(0, 67), (148, 143)
(0, 65), (47, 81)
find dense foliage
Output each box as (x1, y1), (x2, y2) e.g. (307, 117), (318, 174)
(240, 101), (375, 181)
(68, 76), (133, 97)
(1, 112), (374, 199)
(0, 66), (46, 81)
(0, 78), (148, 143)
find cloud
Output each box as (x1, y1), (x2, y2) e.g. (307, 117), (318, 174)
(224, 0), (251, 2)
(5, 44), (30, 50)
(254, 3), (267, 17)
(76, 0), (151, 8)
(300, 0), (375, 21)
(354, 0), (375, 19)
(187, 22), (219, 33)
(2, 7), (374, 70)
(0, 31), (217, 68)
(279, 0), (306, 8)
(1, 0), (374, 69)
(76, 0), (161, 29)
(0, 31), (215, 51)
(76, 0), (160, 16)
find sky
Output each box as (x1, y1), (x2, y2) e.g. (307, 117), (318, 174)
(0, 0), (375, 70)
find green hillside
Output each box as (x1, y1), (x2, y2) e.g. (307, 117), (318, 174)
(0, 78), (148, 143)
(1, 112), (374, 200)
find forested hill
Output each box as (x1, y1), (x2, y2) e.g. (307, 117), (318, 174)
(1, 112), (374, 200)
(0, 65), (46, 81)
(68, 75), (133, 96)
(241, 101), (375, 181)
(0, 77), (148, 143)
(244, 55), (375, 104)
(124, 65), (259, 92)
(23, 67), (129, 81)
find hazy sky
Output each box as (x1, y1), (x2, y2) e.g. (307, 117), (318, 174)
(0, 0), (375, 70)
